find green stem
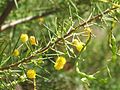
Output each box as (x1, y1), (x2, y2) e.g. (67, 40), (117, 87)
(33, 78), (37, 90)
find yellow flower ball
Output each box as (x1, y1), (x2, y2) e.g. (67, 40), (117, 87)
(76, 42), (86, 52)
(20, 34), (28, 43)
(72, 39), (86, 52)
(27, 69), (36, 79)
(13, 49), (19, 56)
(54, 56), (66, 70)
(30, 36), (37, 45)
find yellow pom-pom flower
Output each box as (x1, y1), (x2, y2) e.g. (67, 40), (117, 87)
(72, 39), (86, 52)
(27, 69), (36, 79)
(13, 49), (19, 56)
(76, 42), (86, 52)
(20, 34), (28, 43)
(30, 36), (37, 45)
(54, 56), (66, 70)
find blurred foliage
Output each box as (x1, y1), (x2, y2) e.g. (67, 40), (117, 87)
(0, 0), (120, 90)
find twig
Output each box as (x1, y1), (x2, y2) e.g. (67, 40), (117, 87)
(0, 7), (60, 32)
(0, 7), (118, 71)
(0, 0), (19, 27)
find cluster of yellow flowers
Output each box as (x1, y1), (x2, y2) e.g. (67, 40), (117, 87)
(54, 56), (66, 70)
(13, 34), (38, 57)
(20, 34), (37, 45)
(72, 39), (86, 52)
(14, 27), (90, 73)
(27, 69), (36, 79)
(12, 26), (92, 83)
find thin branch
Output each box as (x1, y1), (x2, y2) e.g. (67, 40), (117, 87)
(0, 1), (88, 32)
(0, 0), (19, 27)
(0, 7), (118, 71)
(0, 7), (60, 32)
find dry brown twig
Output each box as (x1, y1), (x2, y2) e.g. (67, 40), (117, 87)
(0, 7), (118, 71)
(0, 7), (60, 32)
(0, 0), (19, 28)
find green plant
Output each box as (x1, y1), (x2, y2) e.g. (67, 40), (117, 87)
(0, 0), (120, 90)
